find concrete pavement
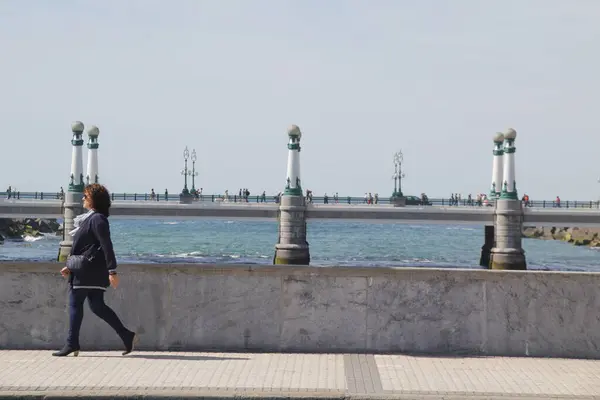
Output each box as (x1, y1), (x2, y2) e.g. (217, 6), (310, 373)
(1, 351), (600, 399)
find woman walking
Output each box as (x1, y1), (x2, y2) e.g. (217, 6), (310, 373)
(53, 183), (137, 357)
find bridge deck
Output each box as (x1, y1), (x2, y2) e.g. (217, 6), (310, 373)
(1, 200), (599, 226)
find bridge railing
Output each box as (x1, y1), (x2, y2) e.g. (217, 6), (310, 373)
(1, 191), (599, 209)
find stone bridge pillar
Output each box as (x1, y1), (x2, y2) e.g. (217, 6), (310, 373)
(57, 121), (86, 262)
(490, 128), (526, 270)
(274, 125), (310, 265)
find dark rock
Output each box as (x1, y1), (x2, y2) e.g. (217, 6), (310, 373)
(573, 239), (592, 246)
(553, 229), (571, 241)
(523, 226), (600, 248)
(522, 226), (545, 238)
(0, 218), (61, 239)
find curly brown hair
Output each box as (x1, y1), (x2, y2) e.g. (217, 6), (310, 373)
(84, 183), (112, 217)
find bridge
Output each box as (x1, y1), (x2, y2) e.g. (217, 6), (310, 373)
(2, 198), (600, 226)
(3, 122), (597, 269)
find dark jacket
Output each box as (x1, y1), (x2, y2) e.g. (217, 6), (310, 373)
(69, 212), (117, 290)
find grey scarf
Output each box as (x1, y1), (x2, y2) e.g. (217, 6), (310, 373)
(69, 209), (95, 236)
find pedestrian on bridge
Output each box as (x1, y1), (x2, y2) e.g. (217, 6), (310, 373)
(53, 183), (137, 357)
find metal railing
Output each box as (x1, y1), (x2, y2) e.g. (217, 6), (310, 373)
(1, 191), (599, 209)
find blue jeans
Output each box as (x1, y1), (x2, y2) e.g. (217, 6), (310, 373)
(67, 288), (129, 348)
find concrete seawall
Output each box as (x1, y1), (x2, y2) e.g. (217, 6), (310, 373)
(1, 262), (599, 358)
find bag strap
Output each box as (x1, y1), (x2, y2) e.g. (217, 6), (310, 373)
(84, 244), (102, 261)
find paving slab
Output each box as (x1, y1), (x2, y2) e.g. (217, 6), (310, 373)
(1, 351), (600, 399)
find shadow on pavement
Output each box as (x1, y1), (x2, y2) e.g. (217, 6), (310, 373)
(80, 354), (249, 361)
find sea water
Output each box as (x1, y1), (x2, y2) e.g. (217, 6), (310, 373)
(1, 219), (599, 271)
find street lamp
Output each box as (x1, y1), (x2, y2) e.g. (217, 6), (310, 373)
(181, 146), (192, 195)
(392, 151), (405, 197)
(191, 149), (199, 192)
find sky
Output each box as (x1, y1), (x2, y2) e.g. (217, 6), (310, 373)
(1, 0), (600, 200)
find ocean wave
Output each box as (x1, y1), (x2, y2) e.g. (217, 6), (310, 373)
(20, 232), (62, 242)
(23, 235), (44, 242)
(117, 253), (267, 265)
(172, 251), (206, 258)
(156, 251), (251, 260)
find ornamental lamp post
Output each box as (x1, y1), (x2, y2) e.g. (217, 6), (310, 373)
(391, 150), (406, 207)
(180, 146), (192, 195)
(392, 151), (405, 198)
(191, 149), (199, 192)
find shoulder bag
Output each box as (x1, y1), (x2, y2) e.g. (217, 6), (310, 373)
(66, 245), (102, 276)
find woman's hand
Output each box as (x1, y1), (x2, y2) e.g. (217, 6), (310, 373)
(60, 266), (70, 277)
(109, 274), (119, 288)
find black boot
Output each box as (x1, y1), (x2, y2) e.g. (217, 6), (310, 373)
(121, 331), (138, 356)
(52, 345), (80, 357)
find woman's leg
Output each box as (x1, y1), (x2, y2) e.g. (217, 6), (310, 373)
(86, 290), (130, 338)
(66, 288), (87, 349)
(87, 289), (137, 354)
